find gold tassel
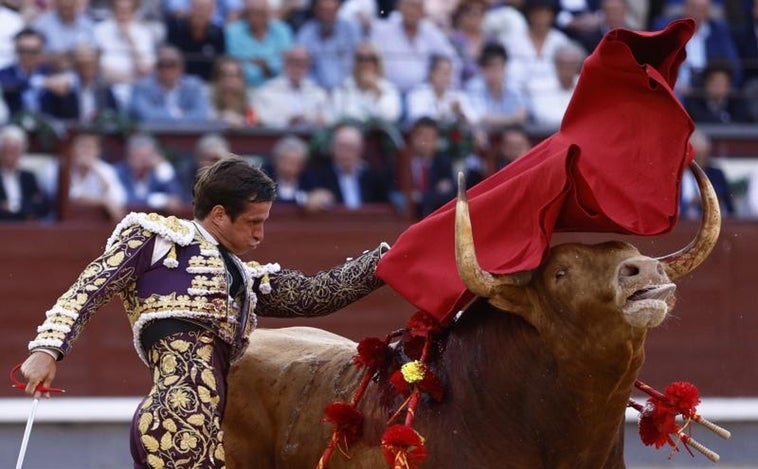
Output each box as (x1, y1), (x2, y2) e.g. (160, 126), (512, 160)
(163, 243), (179, 268)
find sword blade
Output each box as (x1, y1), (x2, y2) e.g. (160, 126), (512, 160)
(15, 397), (39, 469)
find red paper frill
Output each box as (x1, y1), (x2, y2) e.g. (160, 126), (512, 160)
(407, 311), (444, 339)
(639, 402), (679, 449)
(353, 337), (392, 373)
(321, 402), (364, 446)
(381, 425), (428, 469)
(638, 381), (701, 450)
(664, 381), (701, 417)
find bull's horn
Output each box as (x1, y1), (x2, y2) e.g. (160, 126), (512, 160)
(455, 173), (531, 298)
(658, 161), (721, 280)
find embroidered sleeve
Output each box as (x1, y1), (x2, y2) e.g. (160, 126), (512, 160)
(28, 226), (156, 358)
(255, 244), (386, 318)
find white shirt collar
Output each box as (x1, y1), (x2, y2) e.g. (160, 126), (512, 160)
(193, 219), (218, 245)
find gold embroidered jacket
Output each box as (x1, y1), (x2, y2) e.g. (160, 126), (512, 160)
(29, 212), (385, 363)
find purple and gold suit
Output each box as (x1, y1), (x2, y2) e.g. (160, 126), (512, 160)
(28, 212), (385, 468)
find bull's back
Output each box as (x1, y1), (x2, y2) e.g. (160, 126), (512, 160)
(224, 327), (367, 468)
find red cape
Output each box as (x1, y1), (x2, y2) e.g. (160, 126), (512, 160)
(376, 20), (696, 324)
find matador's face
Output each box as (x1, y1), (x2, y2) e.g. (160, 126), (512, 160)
(215, 201), (272, 256)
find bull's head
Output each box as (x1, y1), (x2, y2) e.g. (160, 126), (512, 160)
(455, 163), (720, 333)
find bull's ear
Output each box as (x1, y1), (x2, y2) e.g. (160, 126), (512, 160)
(486, 282), (544, 330)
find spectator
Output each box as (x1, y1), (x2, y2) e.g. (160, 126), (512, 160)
(465, 41), (527, 129)
(280, 0), (313, 33)
(680, 129), (734, 219)
(252, 45), (333, 128)
(369, 0), (460, 93)
(331, 41), (403, 123)
(32, 0), (95, 63)
(0, 93), (8, 124)
(68, 131), (127, 221)
(337, 0), (378, 37)
(94, 0), (157, 105)
(405, 116), (455, 218)
(209, 55), (258, 127)
(115, 133), (184, 213)
(482, 0), (528, 42)
(296, 0), (361, 91)
(406, 54), (479, 126)
(306, 123), (391, 209)
(262, 134), (315, 206)
(746, 164), (758, 218)
(731, 0), (758, 122)
(0, 28), (58, 116)
(425, 0), (461, 30)
(524, 41), (585, 128)
(732, 0), (758, 85)
(503, 0), (571, 94)
(225, 0), (294, 87)
(465, 124), (532, 185)
(656, 0), (727, 21)
(175, 132), (232, 202)
(0, 125), (50, 221)
(652, 0), (741, 96)
(39, 43), (120, 122)
(130, 44), (211, 123)
(0, 3), (24, 70)
(561, 0), (636, 53)
(6, 0), (43, 23)
(165, 0), (243, 25)
(166, 0), (227, 81)
(684, 62), (751, 123)
(553, 0), (603, 44)
(448, 0), (497, 83)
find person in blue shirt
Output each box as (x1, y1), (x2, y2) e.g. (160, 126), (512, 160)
(225, 0), (294, 87)
(130, 45), (211, 123)
(296, 0), (361, 90)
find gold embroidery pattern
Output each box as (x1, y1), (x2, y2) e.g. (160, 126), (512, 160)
(137, 330), (225, 469)
(256, 247), (384, 318)
(29, 226), (150, 354)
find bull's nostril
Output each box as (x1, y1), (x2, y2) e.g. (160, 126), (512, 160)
(620, 263), (640, 277)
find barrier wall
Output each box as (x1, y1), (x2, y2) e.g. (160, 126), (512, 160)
(1, 211), (756, 397)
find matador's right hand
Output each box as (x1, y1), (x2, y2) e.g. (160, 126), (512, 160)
(20, 351), (57, 398)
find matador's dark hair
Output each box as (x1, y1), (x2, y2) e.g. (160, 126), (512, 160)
(193, 156), (276, 220)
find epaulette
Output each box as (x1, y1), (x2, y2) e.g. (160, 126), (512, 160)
(245, 261), (281, 294)
(105, 212), (195, 252)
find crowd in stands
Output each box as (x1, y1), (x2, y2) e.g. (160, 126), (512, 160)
(2, 0), (758, 221)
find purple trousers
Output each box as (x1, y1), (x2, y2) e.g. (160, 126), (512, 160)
(130, 328), (231, 468)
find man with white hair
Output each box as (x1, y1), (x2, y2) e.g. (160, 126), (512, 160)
(176, 132), (232, 202)
(0, 125), (51, 221)
(306, 123), (390, 209)
(252, 45), (333, 127)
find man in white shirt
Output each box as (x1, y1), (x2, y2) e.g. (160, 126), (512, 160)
(0, 5), (24, 69)
(252, 45), (333, 128)
(68, 132), (128, 221)
(369, 0), (459, 93)
(525, 41), (585, 128)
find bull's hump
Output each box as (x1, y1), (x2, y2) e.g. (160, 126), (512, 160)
(249, 326), (357, 349)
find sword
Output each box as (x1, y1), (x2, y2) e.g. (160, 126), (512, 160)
(10, 364), (65, 469)
(16, 397), (39, 469)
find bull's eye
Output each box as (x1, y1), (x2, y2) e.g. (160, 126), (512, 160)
(555, 269), (567, 280)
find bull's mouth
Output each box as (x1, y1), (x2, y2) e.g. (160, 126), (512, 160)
(628, 283), (676, 302)
(622, 283), (676, 328)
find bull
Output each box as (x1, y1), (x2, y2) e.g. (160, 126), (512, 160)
(223, 163), (720, 468)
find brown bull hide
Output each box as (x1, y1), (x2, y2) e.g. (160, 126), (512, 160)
(223, 163), (719, 468)
(224, 240), (659, 468)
